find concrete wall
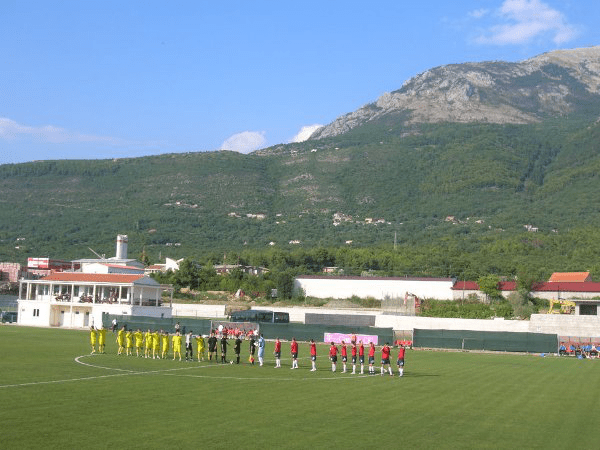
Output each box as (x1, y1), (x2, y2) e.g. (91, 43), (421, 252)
(529, 314), (600, 338)
(261, 306), (599, 338)
(171, 303), (226, 318)
(295, 277), (455, 301)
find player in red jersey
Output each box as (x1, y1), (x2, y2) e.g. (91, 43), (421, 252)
(351, 341), (358, 374)
(340, 341), (348, 373)
(310, 339), (317, 371)
(329, 342), (338, 372)
(380, 342), (393, 376)
(397, 344), (406, 377)
(290, 337), (299, 369)
(274, 337), (282, 368)
(368, 342), (376, 374)
(359, 341), (365, 374)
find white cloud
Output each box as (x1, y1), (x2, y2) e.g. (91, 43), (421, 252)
(474, 0), (579, 45)
(469, 8), (489, 19)
(221, 131), (267, 154)
(0, 117), (124, 145)
(290, 124), (323, 143)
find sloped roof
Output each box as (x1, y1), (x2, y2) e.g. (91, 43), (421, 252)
(40, 273), (147, 284)
(548, 272), (591, 283)
(534, 282), (600, 292)
(452, 280), (600, 293)
(452, 281), (479, 290)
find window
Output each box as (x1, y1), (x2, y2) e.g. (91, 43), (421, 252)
(33, 309), (40, 317)
(580, 304), (597, 316)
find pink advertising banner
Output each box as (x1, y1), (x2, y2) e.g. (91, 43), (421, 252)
(323, 333), (378, 345)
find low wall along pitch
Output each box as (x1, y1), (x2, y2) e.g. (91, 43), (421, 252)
(413, 329), (558, 353)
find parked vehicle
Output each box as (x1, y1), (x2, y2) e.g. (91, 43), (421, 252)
(1, 311), (18, 323)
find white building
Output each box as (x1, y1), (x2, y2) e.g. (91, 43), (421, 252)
(18, 272), (168, 328)
(17, 234), (171, 328)
(294, 275), (455, 300)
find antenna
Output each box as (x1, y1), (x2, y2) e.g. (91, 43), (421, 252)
(88, 247), (106, 260)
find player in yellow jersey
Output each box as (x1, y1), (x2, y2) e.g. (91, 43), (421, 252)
(172, 331), (182, 361)
(98, 326), (106, 353)
(125, 329), (133, 356)
(161, 331), (170, 359)
(90, 326), (97, 354)
(117, 326), (125, 355)
(144, 329), (152, 358)
(134, 329), (144, 357)
(152, 329), (160, 359)
(196, 334), (206, 361)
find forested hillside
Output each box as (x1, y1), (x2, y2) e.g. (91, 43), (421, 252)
(2, 47), (600, 280)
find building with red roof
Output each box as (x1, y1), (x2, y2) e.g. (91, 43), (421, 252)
(451, 279), (600, 316)
(548, 272), (591, 283)
(17, 235), (171, 328)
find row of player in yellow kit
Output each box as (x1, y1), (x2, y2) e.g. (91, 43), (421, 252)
(91, 326), (208, 361)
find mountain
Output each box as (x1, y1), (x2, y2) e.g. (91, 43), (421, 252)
(2, 46), (600, 267)
(309, 46), (600, 139)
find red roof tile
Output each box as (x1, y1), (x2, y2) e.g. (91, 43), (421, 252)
(548, 272), (591, 283)
(453, 280), (600, 293)
(452, 281), (480, 290)
(40, 273), (146, 283)
(534, 282), (600, 292)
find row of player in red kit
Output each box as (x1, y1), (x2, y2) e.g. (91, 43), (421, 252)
(272, 338), (405, 376)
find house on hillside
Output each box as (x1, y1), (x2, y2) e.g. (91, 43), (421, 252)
(144, 257), (184, 275)
(0, 262), (23, 285)
(214, 264), (269, 276)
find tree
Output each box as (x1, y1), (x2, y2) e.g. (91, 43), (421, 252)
(172, 259), (200, 290)
(477, 274), (501, 302)
(507, 292), (534, 319)
(516, 269), (539, 301)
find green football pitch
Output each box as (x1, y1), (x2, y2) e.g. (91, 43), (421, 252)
(1, 326), (598, 449)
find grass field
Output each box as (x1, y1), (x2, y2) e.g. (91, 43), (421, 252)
(1, 325), (598, 449)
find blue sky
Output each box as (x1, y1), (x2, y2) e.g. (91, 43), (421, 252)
(1, 0), (598, 164)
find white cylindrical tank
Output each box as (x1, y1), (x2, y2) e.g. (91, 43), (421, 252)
(116, 235), (128, 259)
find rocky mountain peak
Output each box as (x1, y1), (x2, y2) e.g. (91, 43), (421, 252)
(310, 46), (600, 140)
